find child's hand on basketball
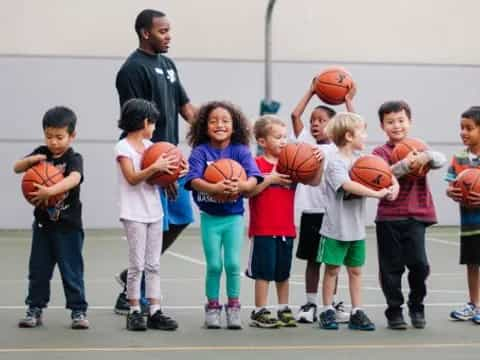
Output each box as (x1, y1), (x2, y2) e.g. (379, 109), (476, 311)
(214, 179), (237, 197)
(27, 154), (47, 167)
(153, 154), (178, 174)
(385, 183), (399, 201)
(466, 191), (480, 207)
(178, 158), (189, 177)
(312, 148), (324, 163)
(375, 187), (391, 199)
(268, 170), (292, 188)
(309, 77), (317, 94)
(407, 151), (429, 172)
(345, 82), (357, 103)
(30, 183), (53, 207)
(446, 183), (463, 202)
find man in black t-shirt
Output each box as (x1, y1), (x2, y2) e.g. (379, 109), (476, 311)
(114, 9), (196, 316)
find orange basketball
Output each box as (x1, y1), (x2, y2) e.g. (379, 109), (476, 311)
(277, 143), (321, 184)
(391, 138), (429, 177)
(349, 155), (393, 191)
(203, 158), (247, 201)
(454, 168), (480, 207)
(21, 161), (65, 207)
(141, 142), (184, 187)
(313, 66), (353, 105)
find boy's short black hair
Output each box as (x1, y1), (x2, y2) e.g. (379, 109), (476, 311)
(461, 106), (480, 126)
(42, 106), (77, 134)
(314, 105), (336, 119)
(378, 100), (412, 122)
(118, 98), (159, 133)
(135, 9), (166, 38)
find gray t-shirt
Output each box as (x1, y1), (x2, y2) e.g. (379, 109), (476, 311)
(320, 150), (366, 241)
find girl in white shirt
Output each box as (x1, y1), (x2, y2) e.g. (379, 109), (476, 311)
(115, 98), (178, 331)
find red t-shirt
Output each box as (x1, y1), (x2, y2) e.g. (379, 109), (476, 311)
(248, 156), (296, 237)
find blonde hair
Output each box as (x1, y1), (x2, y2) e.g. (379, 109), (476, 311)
(325, 112), (365, 146)
(253, 115), (286, 140)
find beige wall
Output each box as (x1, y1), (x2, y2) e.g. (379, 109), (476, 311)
(1, 0), (479, 64)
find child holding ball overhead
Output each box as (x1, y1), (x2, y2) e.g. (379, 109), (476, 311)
(184, 101), (262, 330)
(115, 98), (179, 331)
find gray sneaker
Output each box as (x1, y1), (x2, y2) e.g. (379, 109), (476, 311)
(18, 308), (42, 328)
(204, 305), (221, 329)
(225, 305), (242, 330)
(71, 311), (89, 330)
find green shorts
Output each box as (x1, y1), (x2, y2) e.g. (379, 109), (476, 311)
(316, 236), (365, 267)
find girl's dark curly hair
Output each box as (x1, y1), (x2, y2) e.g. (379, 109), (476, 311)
(187, 101), (251, 147)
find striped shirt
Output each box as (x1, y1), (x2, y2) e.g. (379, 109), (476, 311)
(445, 149), (480, 236)
(372, 143), (437, 224)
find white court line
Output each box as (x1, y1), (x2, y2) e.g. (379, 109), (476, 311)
(427, 237), (459, 246)
(0, 302), (468, 310)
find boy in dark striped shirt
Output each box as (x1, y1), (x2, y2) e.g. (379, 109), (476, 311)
(372, 101), (446, 330)
(445, 106), (480, 324)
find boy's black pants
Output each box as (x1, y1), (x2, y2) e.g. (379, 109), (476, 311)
(376, 219), (430, 319)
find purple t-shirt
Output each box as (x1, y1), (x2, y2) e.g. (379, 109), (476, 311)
(185, 143), (262, 215)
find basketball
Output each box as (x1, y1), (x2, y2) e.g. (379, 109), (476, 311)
(21, 161), (65, 207)
(391, 138), (429, 177)
(454, 168), (480, 207)
(203, 158), (247, 201)
(349, 155), (393, 191)
(141, 142), (184, 187)
(313, 66), (353, 105)
(277, 143), (321, 184)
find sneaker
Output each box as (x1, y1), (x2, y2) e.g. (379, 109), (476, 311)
(114, 292), (130, 315)
(204, 305), (222, 329)
(147, 310), (178, 331)
(387, 313), (408, 330)
(472, 309), (480, 325)
(319, 309), (338, 330)
(297, 303), (317, 323)
(250, 308), (280, 328)
(18, 308), (42, 328)
(225, 305), (242, 330)
(449, 303), (476, 321)
(71, 311), (89, 330)
(278, 307), (297, 327)
(409, 311), (426, 329)
(348, 310), (375, 331)
(333, 301), (350, 323)
(126, 311), (147, 331)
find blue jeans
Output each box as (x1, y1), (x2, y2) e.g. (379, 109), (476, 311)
(26, 222), (88, 312)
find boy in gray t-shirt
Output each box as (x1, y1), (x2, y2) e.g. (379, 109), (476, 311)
(317, 112), (399, 331)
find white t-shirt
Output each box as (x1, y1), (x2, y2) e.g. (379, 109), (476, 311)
(294, 128), (337, 214)
(114, 138), (163, 223)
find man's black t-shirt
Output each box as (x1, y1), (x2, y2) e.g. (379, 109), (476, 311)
(29, 146), (84, 230)
(115, 49), (189, 144)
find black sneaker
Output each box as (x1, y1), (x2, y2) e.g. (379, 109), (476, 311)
(387, 313), (408, 330)
(18, 307), (42, 328)
(71, 311), (90, 330)
(115, 269), (128, 289)
(147, 310), (178, 331)
(319, 309), (338, 330)
(277, 307), (297, 327)
(250, 308), (280, 328)
(348, 310), (375, 331)
(409, 311), (426, 329)
(114, 292), (130, 315)
(126, 311), (147, 331)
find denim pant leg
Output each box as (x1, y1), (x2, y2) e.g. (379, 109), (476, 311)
(26, 223), (56, 309)
(54, 228), (88, 312)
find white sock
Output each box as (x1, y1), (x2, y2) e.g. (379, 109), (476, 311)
(149, 304), (160, 316)
(323, 304), (335, 312)
(351, 307), (361, 315)
(255, 306), (266, 313)
(278, 304), (289, 312)
(129, 305), (141, 314)
(306, 293), (318, 306)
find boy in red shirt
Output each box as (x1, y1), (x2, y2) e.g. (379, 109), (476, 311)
(246, 115), (323, 328)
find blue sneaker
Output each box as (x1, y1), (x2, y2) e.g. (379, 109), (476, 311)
(319, 309), (338, 330)
(348, 310), (375, 331)
(449, 303), (475, 321)
(472, 309), (480, 325)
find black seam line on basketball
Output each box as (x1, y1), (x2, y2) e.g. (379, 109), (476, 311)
(30, 166), (49, 186)
(291, 145), (301, 173)
(293, 149), (317, 172)
(315, 80), (349, 88)
(353, 167), (392, 176)
(351, 168), (385, 190)
(211, 163), (229, 180)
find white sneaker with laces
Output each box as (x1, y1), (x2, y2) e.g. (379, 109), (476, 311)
(334, 301), (350, 323)
(225, 305), (242, 329)
(204, 305), (221, 329)
(296, 303), (317, 323)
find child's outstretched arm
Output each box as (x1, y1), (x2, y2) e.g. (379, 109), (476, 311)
(291, 79), (316, 138)
(342, 180), (392, 200)
(303, 147), (325, 186)
(344, 82), (356, 113)
(13, 154), (47, 173)
(243, 171), (291, 198)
